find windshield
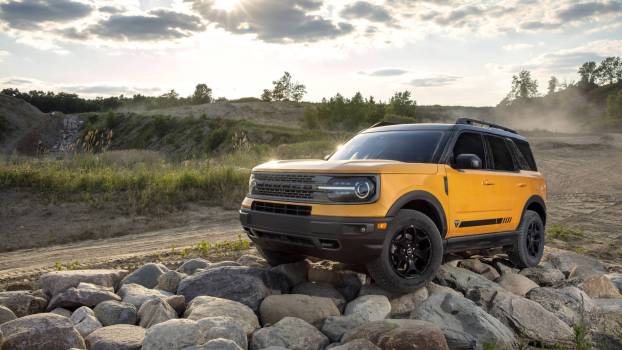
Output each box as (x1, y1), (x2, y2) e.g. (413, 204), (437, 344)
(329, 130), (445, 163)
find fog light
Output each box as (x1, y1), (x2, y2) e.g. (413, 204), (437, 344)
(376, 222), (388, 230)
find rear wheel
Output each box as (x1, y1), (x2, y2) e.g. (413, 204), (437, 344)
(257, 246), (304, 266)
(506, 210), (545, 268)
(367, 209), (443, 293)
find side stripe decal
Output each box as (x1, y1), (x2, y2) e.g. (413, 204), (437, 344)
(458, 217), (512, 228)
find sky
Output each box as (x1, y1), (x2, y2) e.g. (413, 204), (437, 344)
(0, 0), (621, 106)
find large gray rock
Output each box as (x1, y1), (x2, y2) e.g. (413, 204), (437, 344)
(138, 298), (178, 328)
(329, 339), (381, 350)
(291, 282), (346, 311)
(184, 295), (259, 335)
(178, 258), (211, 275)
(579, 274), (622, 299)
(526, 286), (597, 326)
(260, 294), (340, 327)
(157, 270), (187, 293)
(0, 313), (86, 350)
(607, 273), (622, 293)
(39, 269), (127, 296)
(426, 282), (463, 298)
(272, 260), (309, 286)
(0, 305), (16, 325)
(165, 294), (186, 315)
(186, 338), (243, 350)
(49, 307), (72, 317)
(47, 286), (121, 310)
(94, 300), (138, 326)
(341, 319), (449, 350)
(122, 263), (170, 289)
(434, 264), (501, 294)
(388, 287), (429, 317)
(142, 318), (208, 350)
(344, 295), (390, 322)
(467, 287), (574, 347)
(197, 316), (248, 349)
(251, 317), (329, 350)
(0, 291), (47, 317)
(177, 266), (288, 310)
(411, 292), (516, 349)
(237, 254), (268, 268)
(71, 306), (102, 338)
(544, 249), (606, 280)
(118, 283), (173, 308)
(308, 263), (364, 301)
(321, 313), (367, 342)
(497, 273), (539, 296)
(458, 259), (500, 281)
(86, 324), (145, 350)
(519, 264), (565, 286)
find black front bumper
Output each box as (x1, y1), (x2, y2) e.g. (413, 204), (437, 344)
(239, 209), (392, 264)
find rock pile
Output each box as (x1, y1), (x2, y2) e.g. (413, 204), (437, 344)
(0, 249), (621, 349)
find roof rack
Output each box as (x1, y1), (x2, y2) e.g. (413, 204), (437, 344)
(455, 118), (518, 134)
(369, 121), (396, 128)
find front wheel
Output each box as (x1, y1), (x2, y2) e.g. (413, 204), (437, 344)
(506, 210), (545, 268)
(367, 209), (443, 293)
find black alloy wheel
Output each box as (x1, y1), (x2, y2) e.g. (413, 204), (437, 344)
(389, 224), (433, 278)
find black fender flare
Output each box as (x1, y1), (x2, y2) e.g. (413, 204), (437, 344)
(386, 190), (448, 237)
(519, 195), (547, 226)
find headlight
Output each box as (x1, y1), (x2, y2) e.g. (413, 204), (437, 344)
(248, 174), (256, 194)
(319, 176), (377, 202)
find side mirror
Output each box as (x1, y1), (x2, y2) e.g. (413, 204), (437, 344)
(454, 154), (482, 170)
(323, 154), (331, 161)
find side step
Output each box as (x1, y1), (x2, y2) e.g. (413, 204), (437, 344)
(443, 231), (518, 253)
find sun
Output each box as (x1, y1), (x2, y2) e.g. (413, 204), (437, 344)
(212, 0), (240, 11)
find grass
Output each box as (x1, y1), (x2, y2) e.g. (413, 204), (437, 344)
(547, 223), (586, 241)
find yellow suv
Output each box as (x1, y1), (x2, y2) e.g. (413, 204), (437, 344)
(240, 119), (547, 292)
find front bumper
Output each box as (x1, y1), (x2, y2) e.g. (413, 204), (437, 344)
(239, 208), (393, 264)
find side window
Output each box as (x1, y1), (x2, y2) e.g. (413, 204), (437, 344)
(485, 135), (516, 171)
(514, 139), (537, 171)
(452, 132), (485, 165)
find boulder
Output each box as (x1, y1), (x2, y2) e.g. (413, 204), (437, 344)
(308, 263), (364, 301)
(519, 265), (565, 286)
(544, 249), (606, 280)
(122, 263), (169, 289)
(272, 260), (309, 286)
(71, 306), (102, 337)
(411, 292), (516, 349)
(259, 294), (340, 327)
(0, 305), (16, 325)
(165, 295), (186, 315)
(86, 324), (145, 350)
(426, 282), (463, 298)
(188, 338), (244, 350)
(344, 295), (391, 322)
(205, 261), (242, 270)
(497, 273), (539, 296)
(197, 316), (247, 349)
(388, 287), (428, 317)
(579, 275), (622, 299)
(458, 259), (500, 281)
(50, 307), (72, 317)
(237, 254), (268, 268)
(39, 269), (127, 296)
(341, 319), (448, 350)
(607, 273), (622, 293)
(47, 286), (121, 310)
(157, 270), (187, 293)
(178, 258), (211, 275)
(526, 287), (597, 326)
(434, 264), (501, 294)
(177, 266), (288, 310)
(329, 339), (381, 350)
(94, 300), (138, 326)
(321, 313), (367, 342)
(291, 282), (346, 311)
(118, 283), (173, 308)
(184, 295), (259, 335)
(0, 313), (86, 350)
(494, 260), (519, 275)
(357, 284), (395, 299)
(251, 317), (329, 350)
(467, 288), (574, 347)
(0, 291), (47, 317)
(138, 298), (178, 328)
(142, 319), (208, 350)
(78, 282), (114, 292)
(592, 298), (622, 334)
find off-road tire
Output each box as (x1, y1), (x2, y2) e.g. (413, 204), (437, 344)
(367, 209), (443, 293)
(506, 210), (545, 268)
(257, 246), (304, 266)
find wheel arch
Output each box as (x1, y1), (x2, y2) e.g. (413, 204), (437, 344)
(386, 190), (448, 238)
(520, 195), (547, 226)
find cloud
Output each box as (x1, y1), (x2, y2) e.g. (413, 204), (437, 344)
(340, 1), (394, 23)
(1, 76), (163, 96)
(190, 0), (354, 43)
(0, 0), (93, 30)
(556, 1), (622, 22)
(98, 5), (125, 14)
(364, 68), (409, 76)
(0, 50), (9, 62)
(409, 75), (462, 87)
(502, 42), (544, 50)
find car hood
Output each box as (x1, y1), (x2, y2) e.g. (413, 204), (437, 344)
(252, 159), (438, 174)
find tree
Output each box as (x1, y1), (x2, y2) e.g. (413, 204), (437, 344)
(503, 70), (539, 105)
(260, 89), (272, 102)
(595, 56), (622, 85)
(547, 76), (558, 95)
(263, 72), (307, 102)
(387, 91), (416, 117)
(192, 83), (212, 104)
(578, 61), (597, 87)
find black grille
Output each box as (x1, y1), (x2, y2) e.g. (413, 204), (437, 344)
(252, 201), (312, 216)
(254, 173), (314, 183)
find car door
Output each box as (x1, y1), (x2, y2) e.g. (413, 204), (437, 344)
(445, 131), (504, 237)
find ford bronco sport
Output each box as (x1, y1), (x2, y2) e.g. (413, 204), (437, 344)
(240, 118), (546, 292)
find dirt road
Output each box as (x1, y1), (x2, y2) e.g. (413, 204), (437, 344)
(1, 132), (621, 283)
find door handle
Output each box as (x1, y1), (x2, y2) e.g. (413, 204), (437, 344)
(517, 183), (527, 188)
(482, 180), (495, 186)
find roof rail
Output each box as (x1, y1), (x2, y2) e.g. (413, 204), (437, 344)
(369, 121), (396, 128)
(455, 118), (518, 134)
